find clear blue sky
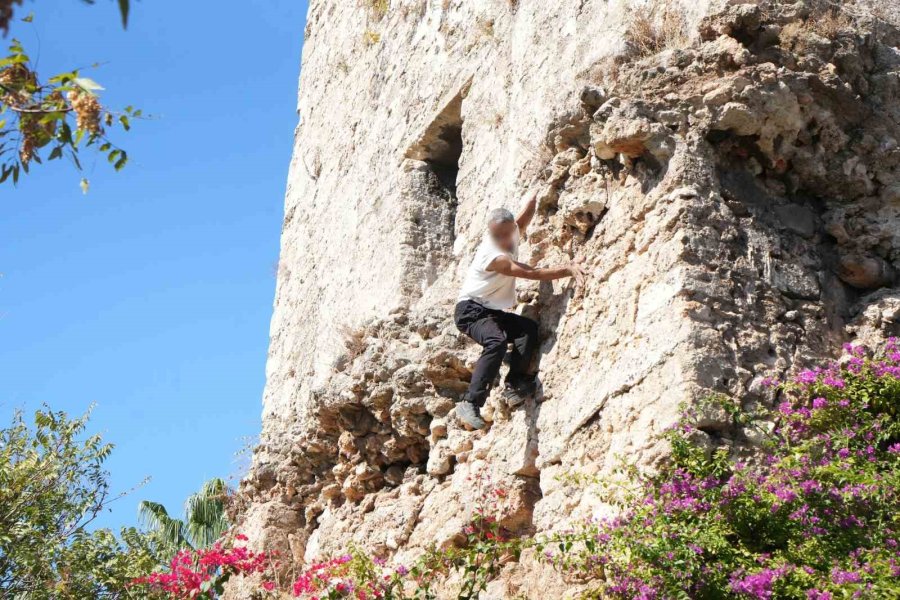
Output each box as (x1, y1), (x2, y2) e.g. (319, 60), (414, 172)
(0, 0), (309, 530)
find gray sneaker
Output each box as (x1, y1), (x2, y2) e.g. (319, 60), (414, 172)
(502, 387), (527, 408)
(503, 378), (536, 407)
(455, 401), (486, 430)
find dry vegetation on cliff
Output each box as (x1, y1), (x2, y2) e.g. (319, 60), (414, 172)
(622, 3), (690, 58)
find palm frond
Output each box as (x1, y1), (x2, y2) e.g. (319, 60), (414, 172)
(138, 500), (190, 550)
(183, 478), (230, 548)
(138, 478), (232, 552)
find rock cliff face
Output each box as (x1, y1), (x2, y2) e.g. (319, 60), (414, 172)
(234, 0), (900, 596)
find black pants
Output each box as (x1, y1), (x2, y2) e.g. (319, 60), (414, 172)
(454, 300), (539, 407)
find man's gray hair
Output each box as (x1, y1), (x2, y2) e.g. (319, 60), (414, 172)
(488, 208), (515, 226)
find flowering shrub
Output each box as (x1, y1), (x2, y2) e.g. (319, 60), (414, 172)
(446, 484), (518, 599)
(290, 550), (419, 600)
(130, 535), (276, 599)
(291, 476), (517, 600)
(541, 341), (900, 599)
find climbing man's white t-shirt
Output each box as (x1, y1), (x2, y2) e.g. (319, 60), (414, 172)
(457, 232), (519, 310)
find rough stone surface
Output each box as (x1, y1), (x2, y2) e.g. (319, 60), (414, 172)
(230, 1), (900, 597)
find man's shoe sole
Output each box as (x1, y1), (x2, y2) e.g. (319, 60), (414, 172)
(502, 384), (535, 407)
(504, 391), (527, 407)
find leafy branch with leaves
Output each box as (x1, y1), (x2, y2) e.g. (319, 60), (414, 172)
(0, 1), (137, 188)
(0, 37), (139, 187)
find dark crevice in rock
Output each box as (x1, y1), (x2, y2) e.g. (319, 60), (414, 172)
(407, 89), (465, 199)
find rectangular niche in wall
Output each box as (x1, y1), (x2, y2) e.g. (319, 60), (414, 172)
(397, 87), (468, 297)
(405, 90), (464, 197)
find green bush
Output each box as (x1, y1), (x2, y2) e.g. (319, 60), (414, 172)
(0, 407), (161, 598)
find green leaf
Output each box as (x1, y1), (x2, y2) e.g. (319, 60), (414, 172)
(118, 0), (130, 28)
(73, 77), (105, 93)
(48, 71), (78, 85)
(21, 12), (34, 23)
(118, 115), (130, 131)
(114, 152), (128, 172)
(59, 122), (73, 145)
(3, 54), (29, 65)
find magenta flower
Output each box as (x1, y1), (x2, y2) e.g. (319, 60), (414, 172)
(729, 566), (789, 599)
(831, 568), (862, 584)
(796, 370), (819, 385)
(822, 375), (845, 388)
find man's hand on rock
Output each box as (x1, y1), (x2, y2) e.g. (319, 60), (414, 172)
(567, 263), (586, 287)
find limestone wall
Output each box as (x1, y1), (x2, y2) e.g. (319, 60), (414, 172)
(234, 0), (900, 597)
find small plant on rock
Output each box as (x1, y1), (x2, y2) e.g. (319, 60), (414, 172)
(363, 30), (382, 46)
(445, 481), (519, 599)
(290, 474), (519, 599)
(291, 548), (423, 600)
(366, 0), (389, 20)
(780, 7), (854, 52)
(622, 3), (688, 58)
(336, 324), (370, 369)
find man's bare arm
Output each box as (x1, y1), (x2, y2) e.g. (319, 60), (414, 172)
(488, 255), (585, 285)
(516, 188), (538, 234)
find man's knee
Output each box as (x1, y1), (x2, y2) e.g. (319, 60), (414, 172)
(481, 333), (508, 353)
(513, 317), (538, 345)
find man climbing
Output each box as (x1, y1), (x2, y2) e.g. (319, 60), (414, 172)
(454, 188), (586, 429)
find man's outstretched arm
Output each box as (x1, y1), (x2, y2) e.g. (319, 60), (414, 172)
(488, 255), (586, 286)
(516, 188), (538, 234)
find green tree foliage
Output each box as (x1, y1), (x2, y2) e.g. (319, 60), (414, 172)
(0, 406), (161, 598)
(0, 1), (136, 188)
(139, 478), (231, 557)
